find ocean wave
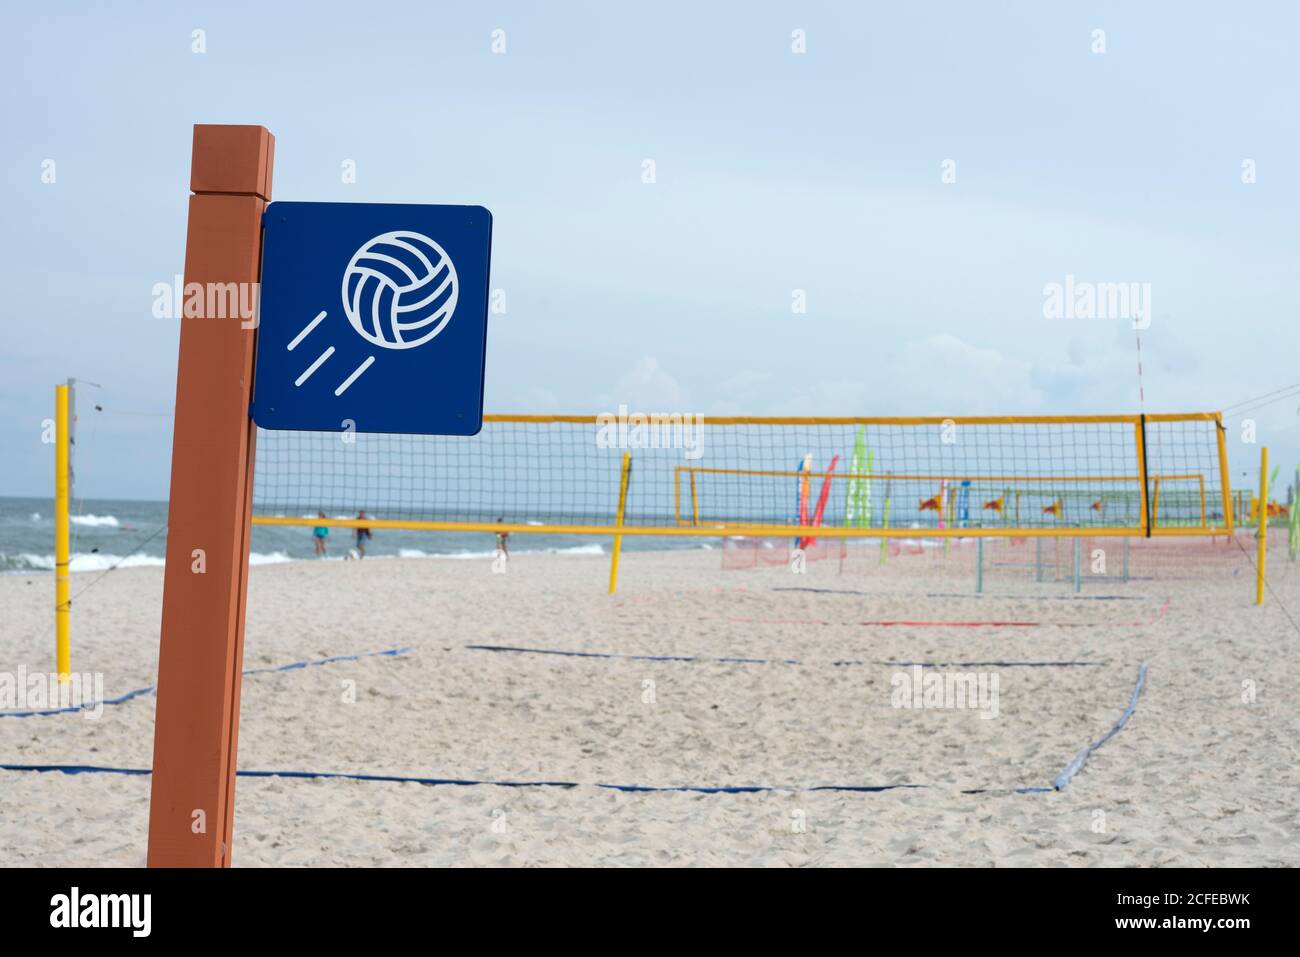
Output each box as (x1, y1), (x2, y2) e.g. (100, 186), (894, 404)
(1, 543), (622, 574)
(546, 543), (605, 556)
(248, 551), (294, 565)
(0, 552), (165, 573)
(1, 550), (293, 573)
(1, 552), (56, 572)
(70, 514), (120, 528)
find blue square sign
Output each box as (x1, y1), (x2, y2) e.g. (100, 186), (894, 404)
(252, 201), (492, 435)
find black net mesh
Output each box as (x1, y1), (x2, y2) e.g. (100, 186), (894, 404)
(252, 414), (1230, 534)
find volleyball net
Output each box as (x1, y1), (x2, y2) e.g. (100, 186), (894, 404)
(251, 412), (1233, 538)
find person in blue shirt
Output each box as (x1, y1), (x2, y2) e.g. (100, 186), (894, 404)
(312, 512), (329, 557)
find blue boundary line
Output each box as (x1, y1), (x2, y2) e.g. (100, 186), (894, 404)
(465, 644), (799, 665)
(1051, 662), (1148, 791)
(465, 643), (1103, 669)
(0, 647), (411, 718)
(0, 762), (922, 795)
(880, 660), (1101, 668)
(0, 656), (1149, 796)
(0, 761), (1082, 796)
(595, 782), (928, 794)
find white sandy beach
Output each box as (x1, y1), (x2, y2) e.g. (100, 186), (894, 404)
(2, 545), (1297, 866)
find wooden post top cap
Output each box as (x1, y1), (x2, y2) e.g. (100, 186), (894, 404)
(190, 125), (274, 199)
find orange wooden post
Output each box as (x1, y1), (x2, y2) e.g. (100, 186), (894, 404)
(147, 125), (274, 867)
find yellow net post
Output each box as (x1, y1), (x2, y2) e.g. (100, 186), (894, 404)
(1216, 413), (1234, 535)
(608, 451), (632, 594)
(1257, 445), (1268, 606)
(690, 469), (699, 526)
(54, 383), (71, 683)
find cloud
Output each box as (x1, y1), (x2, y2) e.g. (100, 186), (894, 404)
(889, 334), (1042, 414)
(511, 386), (559, 412)
(600, 356), (690, 411)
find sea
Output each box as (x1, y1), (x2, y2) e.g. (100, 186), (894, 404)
(0, 496), (713, 575)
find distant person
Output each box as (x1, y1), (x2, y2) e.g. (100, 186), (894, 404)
(355, 510), (372, 559)
(312, 512), (329, 557)
(495, 517), (509, 558)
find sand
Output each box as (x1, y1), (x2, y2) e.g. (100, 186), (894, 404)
(2, 544), (1298, 867)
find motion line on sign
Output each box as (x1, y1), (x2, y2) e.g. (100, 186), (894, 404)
(295, 346), (335, 386)
(287, 311), (327, 351)
(335, 355), (375, 396)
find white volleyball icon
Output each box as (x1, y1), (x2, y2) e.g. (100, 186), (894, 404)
(341, 230), (459, 350)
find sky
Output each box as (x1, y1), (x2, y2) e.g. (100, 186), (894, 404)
(2, 0), (1298, 500)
